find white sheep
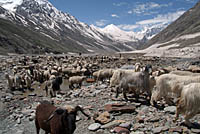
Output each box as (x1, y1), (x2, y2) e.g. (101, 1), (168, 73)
(69, 76), (86, 89)
(110, 63), (142, 87)
(5, 73), (15, 90)
(43, 69), (51, 81)
(169, 70), (200, 76)
(25, 74), (32, 89)
(175, 83), (200, 127)
(116, 65), (153, 101)
(93, 69), (114, 82)
(51, 69), (58, 76)
(150, 74), (200, 105)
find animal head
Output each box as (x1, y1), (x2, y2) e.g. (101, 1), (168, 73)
(135, 63), (141, 72)
(46, 105), (90, 134)
(144, 64), (152, 74)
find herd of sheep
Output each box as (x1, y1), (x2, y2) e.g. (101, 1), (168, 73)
(2, 54), (200, 133)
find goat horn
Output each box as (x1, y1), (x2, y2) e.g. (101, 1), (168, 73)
(45, 108), (66, 122)
(75, 105), (90, 119)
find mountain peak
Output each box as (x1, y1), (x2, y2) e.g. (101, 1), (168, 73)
(103, 24), (122, 33)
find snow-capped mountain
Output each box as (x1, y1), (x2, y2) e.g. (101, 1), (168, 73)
(91, 24), (144, 42)
(0, 0), (164, 54)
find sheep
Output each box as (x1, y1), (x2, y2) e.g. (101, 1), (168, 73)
(5, 73), (15, 90)
(110, 63), (142, 87)
(69, 76), (86, 89)
(35, 101), (90, 134)
(169, 70), (200, 76)
(116, 64), (153, 101)
(43, 69), (51, 81)
(62, 68), (82, 78)
(45, 76), (63, 97)
(93, 69), (114, 83)
(150, 74), (200, 106)
(24, 74), (32, 90)
(174, 83), (200, 127)
(51, 69), (59, 76)
(14, 74), (22, 90)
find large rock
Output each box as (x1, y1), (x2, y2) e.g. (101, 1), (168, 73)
(94, 111), (111, 124)
(101, 120), (125, 129)
(113, 126), (130, 134)
(88, 123), (101, 131)
(104, 103), (136, 113)
(164, 106), (176, 114)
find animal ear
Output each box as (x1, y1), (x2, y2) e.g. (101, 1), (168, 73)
(55, 108), (66, 115)
(45, 108), (66, 123)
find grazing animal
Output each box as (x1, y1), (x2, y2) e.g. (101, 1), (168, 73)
(150, 74), (200, 105)
(175, 83), (200, 127)
(116, 64), (153, 101)
(110, 63), (142, 87)
(68, 76), (86, 89)
(5, 73), (15, 90)
(35, 101), (90, 134)
(93, 69), (114, 83)
(45, 76), (63, 97)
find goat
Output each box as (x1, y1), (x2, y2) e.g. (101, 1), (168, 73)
(175, 83), (200, 127)
(116, 64), (153, 101)
(35, 101), (90, 134)
(45, 76), (63, 97)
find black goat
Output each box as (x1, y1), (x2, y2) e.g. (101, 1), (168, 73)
(35, 101), (90, 134)
(45, 76), (63, 97)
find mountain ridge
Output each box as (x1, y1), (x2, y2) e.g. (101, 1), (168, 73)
(130, 1), (200, 58)
(0, 0), (166, 55)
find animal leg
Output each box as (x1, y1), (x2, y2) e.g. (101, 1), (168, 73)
(174, 107), (180, 122)
(184, 113), (195, 127)
(115, 86), (120, 98)
(45, 85), (48, 97)
(79, 83), (82, 88)
(35, 118), (40, 134)
(53, 90), (56, 97)
(123, 89), (128, 101)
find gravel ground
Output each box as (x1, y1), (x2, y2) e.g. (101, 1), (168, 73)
(0, 55), (200, 134)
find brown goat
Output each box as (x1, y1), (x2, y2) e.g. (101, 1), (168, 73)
(35, 101), (90, 134)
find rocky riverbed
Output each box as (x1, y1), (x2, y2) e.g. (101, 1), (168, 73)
(0, 54), (200, 134)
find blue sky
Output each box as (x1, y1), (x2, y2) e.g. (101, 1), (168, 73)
(48, 0), (199, 31)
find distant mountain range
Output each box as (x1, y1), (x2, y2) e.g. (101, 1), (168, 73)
(132, 1), (200, 58)
(0, 0), (166, 55)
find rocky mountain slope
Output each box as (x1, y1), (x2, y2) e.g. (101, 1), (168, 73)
(0, 0), (164, 55)
(134, 1), (200, 58)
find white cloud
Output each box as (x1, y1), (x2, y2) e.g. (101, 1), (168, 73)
(117, 10), (185, 31)
(111, 14), (119, 18)
(128, 2), (173, 15)
(113, 2), (127, 7)
(118, 24), (139, 31)
(136, 10), (185, 25)
(95, 19), (108, 27)
(184, 0), (197, 3)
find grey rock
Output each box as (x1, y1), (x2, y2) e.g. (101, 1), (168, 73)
(101, 121), (121, 129)
(88, 123), (101, 131)
(191, 128), (200, 133)
(152, 127), (163, 133)
(119, 122), (132, 129)
(130, 132), (144, 134)
(76, 116), (81, 121)
(29, 115), (35, 121)
(96, 84), (107, 89)
(17, 118), (21, 124)
(164, 106), (176, 114)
